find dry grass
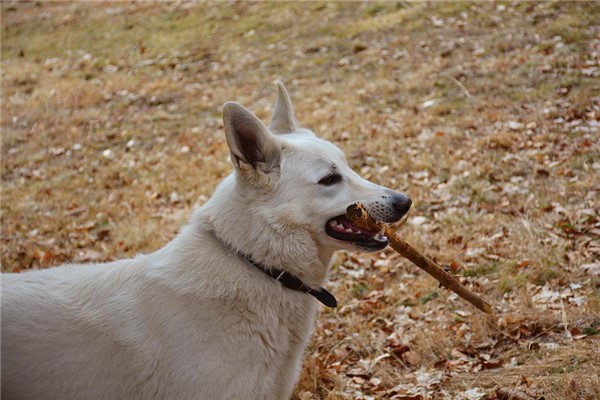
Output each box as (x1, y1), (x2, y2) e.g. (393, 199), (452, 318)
(2, 2), (599, 399)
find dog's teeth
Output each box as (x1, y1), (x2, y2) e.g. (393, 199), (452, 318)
(374, 233), (387, 241)
(345, 228), (354, 233)
(329, 221), (337, 227)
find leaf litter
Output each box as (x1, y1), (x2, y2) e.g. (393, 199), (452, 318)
(2, 1), (599, 399)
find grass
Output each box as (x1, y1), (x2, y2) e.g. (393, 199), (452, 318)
(2, 1), (599, 399)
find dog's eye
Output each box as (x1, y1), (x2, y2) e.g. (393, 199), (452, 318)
(318, 174), (342, 186)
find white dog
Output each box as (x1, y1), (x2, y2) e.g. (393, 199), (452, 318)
(1, 82), (411, 400)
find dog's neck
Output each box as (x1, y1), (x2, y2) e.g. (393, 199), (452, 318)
(206, 228), (336, 307)
(194, 175), (333, 289)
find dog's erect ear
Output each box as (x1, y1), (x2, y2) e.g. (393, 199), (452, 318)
(223, 102), (281, 186)
(268, 80), (299, 134)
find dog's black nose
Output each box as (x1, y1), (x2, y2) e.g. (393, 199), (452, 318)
(371, 191), (412, 223)
(390, 192), (412, 218)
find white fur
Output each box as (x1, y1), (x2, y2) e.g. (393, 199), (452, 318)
(1, 82), (409, 400)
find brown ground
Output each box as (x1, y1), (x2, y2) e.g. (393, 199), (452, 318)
(2, 2), (599, 399)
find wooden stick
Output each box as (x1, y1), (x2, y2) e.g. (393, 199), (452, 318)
(346, 203), (493, 314)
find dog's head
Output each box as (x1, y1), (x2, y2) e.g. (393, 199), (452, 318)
(223, 82), (411, 253)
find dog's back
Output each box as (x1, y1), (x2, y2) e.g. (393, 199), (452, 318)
(2, 260), (159, 399)
(2, 229), (318, 400)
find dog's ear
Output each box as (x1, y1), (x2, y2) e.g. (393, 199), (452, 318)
(268, 80), (299, 134)
(223, 102), (281, 186)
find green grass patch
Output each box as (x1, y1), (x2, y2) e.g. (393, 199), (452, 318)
(366, 4), (387, 16)
(429, 98), (468, 117)
(353, 283), (368, 299)
(548, 366), (565, 374)
(544, 14), (591, 44)
(420, 291), (439, 305)
(529, 266), (563, 286)
(400, 298), (417, 307)
(463, 264), (497, 278)
(497, 274), (528, 294)
(582, 326), (599, 336)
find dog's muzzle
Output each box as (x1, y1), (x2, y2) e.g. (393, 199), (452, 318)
(324, 192), (411, 251)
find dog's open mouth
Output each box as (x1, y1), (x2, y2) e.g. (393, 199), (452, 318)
(325, 215), (388, 250)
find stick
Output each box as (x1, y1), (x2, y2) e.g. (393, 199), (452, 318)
(346, 203), (493, 314)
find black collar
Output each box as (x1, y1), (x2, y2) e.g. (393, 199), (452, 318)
(241, 254), (337, 308)
(210, 229), (337, 308)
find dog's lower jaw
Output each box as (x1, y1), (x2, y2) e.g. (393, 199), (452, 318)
(352, 242), (388, 252)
